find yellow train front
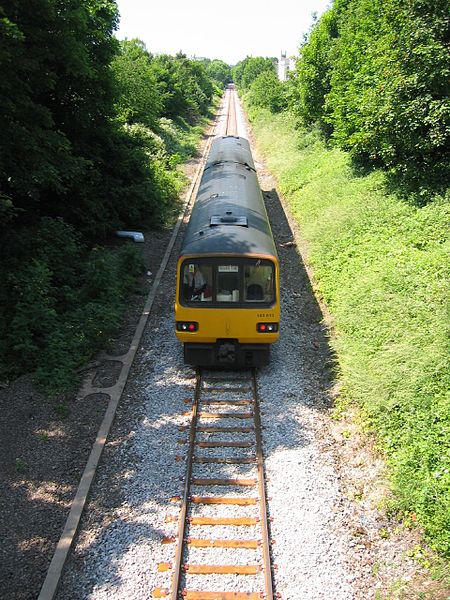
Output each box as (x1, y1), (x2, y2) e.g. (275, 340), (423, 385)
(175, 136), (280, 367)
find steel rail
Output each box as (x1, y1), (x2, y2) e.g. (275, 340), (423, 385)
(166, 369), (275, 599)
(225, 88), (231, 135)
(170, 369), (202, 600)
(252, 368), (274, 599)
(226, 87), (237, 136)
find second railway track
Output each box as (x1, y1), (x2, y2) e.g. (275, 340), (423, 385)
(153, 369), (276, 599)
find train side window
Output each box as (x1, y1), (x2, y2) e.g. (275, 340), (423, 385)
(182, 263), (213, 302)
(217, 265), (240, 302)
(244, 263), (274, 303)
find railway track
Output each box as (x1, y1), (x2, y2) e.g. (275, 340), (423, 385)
(153, 369), (276, 600)
(153, 93), (277, 598)
(225, 87), (237, 136)
(38, 88), (268, 600)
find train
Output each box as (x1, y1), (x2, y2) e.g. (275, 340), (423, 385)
(174, 135), (280, 367)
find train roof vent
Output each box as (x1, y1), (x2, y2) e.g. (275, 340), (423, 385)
(210, 215), (248, 227)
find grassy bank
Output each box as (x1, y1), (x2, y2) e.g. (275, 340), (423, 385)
(249, 108), (450, 556)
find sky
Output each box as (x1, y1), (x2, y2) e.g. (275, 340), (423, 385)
(115, 0), (331, 66)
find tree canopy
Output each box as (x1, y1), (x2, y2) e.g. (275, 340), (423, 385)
(0, 1), (220, 391)
(232, 56), (276, 91)
(292, 0), (450, 198)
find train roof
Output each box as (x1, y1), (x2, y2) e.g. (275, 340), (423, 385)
(205, 136), (256, 171)
(179, 136), (278, 259)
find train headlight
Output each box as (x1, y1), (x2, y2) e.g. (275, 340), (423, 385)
(257, 322), (279, 333)
(176, 321), (199, 332)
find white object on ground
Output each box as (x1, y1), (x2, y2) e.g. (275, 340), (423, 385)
(116, 231), (145, 243)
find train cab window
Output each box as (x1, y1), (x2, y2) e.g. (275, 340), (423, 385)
(217, 265), (240, 302)
(180, 259), (275, 306)
(182, 263), (213, 302)
(244, 262), (274, 303)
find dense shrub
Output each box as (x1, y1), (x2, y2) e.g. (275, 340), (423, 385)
(293, 0), (450, 199)
(0, 217), (144, 393)
(249, 107), (450, 556)
(247, 71), (287, 113)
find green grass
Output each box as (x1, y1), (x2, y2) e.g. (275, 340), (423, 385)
(249, 108), (450, 556)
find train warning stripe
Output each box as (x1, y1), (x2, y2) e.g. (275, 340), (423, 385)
(184, 564), (261, 575)
(188, 517), (258, 526)
(187, 538), (259, 549)
(190, 496), (258, 505)
(192, 478), (257, 486)
(183, 592), (261, 600)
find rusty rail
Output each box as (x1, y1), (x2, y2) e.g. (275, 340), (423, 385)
(155, 369), (275, 599)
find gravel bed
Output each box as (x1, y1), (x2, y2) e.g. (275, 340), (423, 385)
(53, 99), (433, 600)
(56, 189), (357, 600)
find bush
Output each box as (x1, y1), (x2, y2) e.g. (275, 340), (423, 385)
(249, 107), (450, 556)
(0, 217), (145, 394)
(247, 71), (287, 113)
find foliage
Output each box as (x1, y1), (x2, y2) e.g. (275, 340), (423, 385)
(0, 0), (118, 231)
(111, 39), (162, 128)
(248, 107), (450, 556)
(247, 70), (287, 113)
(0, 217), (144, 393)
(0, 2), (219, 393)
(291, 9), (338, 135)
(157, 117), (207, 166)
(232, 56), (276, 91)
(203, 59), (232, 88)
(152, 53), (215, 123)
(292, 0), (450, 199)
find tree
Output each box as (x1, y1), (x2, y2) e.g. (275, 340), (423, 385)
(111, 39), (162, 128)
(292, 9), (338, 134)
(0, 0), (122, 235)
(152, 54), (214, 123)
(294, 0), (450, 197)
(205, 59), (232, 88)
(247, 71), (287, 113)
(232, 56), (276, 91)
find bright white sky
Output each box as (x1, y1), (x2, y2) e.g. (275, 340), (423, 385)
(115, 0), (331, 65)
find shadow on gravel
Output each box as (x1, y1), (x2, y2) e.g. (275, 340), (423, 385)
(262, 186), (337, 405)
(55, 186), (338, 598)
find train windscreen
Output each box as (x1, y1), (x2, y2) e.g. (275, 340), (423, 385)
(180, 259), (275, 305)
